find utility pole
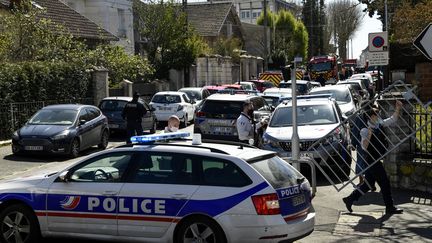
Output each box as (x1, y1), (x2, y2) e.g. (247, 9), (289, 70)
(263, 0), (268, 71)
(182, 0), (189, 87)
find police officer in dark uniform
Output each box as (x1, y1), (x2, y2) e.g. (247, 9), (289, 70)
(122, 92), (146, 144)
(343, 101), (403, 215)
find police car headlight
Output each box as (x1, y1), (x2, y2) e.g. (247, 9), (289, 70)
(51, 130), (70, 140)
(12, 131), (20, 140)
(263, 134), (279, 148)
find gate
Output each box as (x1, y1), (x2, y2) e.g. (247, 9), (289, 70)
(306, 80), (432, 192)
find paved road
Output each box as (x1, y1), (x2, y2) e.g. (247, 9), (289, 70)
(1, 125), (431, 243)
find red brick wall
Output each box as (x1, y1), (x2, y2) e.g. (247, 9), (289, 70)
(415, 62), (432, 102)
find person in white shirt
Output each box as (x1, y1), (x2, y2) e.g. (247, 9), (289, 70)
(236, 101), (266, 145)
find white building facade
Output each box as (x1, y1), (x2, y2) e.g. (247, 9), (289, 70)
(61, 0), (134, 53)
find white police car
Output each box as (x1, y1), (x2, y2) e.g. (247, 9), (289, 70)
(0, 132), (315, 243)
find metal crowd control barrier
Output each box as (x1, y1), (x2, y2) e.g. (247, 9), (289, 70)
(283, 157), (317, 197)
(305, 80), (432, 192)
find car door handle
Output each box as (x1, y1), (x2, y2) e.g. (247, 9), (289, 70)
(102, 191), (118, 196)
(170, 194), (188, 200)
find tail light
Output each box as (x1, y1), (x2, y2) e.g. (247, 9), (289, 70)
(177, 105), (184, 111)
(251, 193), (280, 215)
(196, 111), (206, 118)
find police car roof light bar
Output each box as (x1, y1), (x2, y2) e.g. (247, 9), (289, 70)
(131, 132), (190, 144)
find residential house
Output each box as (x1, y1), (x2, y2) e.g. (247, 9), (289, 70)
(60, 0), (134, 53)
(0, 0), (118, 46)
(212, 0), (298, 24)
(186, 2), (244, 48)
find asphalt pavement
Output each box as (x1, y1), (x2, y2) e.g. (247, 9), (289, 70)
(1, 126), (432, 243)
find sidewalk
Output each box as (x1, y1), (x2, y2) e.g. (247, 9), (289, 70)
(299, 183), (432, 243)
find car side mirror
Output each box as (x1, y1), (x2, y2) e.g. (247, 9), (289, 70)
(79, 120), (86, 125)
(270, 105), (275, 111)
(58, 171), (69, 182)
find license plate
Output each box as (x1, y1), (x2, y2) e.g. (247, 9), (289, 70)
(108, 124), (119, 128)
(159, 107), (171, 111)
(208, 119), (232, 126)
(213, 127), (231, 133)
(24, 146), (43, 151)
(292, 194), (306, 206)
(300, 152), (313, 158)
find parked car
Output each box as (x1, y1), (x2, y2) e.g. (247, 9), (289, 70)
(99, 97), (157, 134)
(194, 93), (273, 144)
(262, 96), (350, 169)
(204, 85), (243, 94)
(309, 85), (358, 116)
(0, 132), (314, 243)
(248, 79), (275, 92)
(351, 73), (374, 97)
(261, 88), (293, 107)
(178, 87), (211, 110)
(239, 81), (258, 92)
(150, 91), (195, 127)
(278, 80), (312, 95)
(336, 80), (369, 101)
(11, 104), (109, 157)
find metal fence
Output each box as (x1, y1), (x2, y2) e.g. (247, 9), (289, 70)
(411, 104), (432, 158)
(305, 80), (432, 192)
(0, 98), (94, 140)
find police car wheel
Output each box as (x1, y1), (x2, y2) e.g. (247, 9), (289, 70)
(69, 139), (80, 158)
(98, 130), (109, 149)
(176, 216), (226, 243)
(0, 204), (40, 243)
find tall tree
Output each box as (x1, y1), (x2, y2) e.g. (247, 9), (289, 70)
(133, 0), (209, 79)
(328, 0), (363, 60)
(302, 0), (320, 57)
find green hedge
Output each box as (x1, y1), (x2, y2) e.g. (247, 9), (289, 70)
(0, 61), (92, 104)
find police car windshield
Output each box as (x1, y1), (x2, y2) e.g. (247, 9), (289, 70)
(99, 100), (127, 111)
(250, 156), (303, 189)
(28, 109), (77, 125)
(152, 95), (181, 104)
(310, 89), (351, 104)
(270, 105), (337, 127)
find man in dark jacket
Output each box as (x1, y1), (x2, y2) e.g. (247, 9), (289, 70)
(122, 92), (146, 144)
(343, 100), (403, 215)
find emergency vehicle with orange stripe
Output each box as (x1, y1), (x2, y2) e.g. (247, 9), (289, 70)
(308, 55), (339, 83)
(0, 132), (315, 243)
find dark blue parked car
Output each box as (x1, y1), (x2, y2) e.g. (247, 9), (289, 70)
(11, 104), (109, 157)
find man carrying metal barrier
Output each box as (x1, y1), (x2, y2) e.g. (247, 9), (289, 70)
(343, 100), (404, 215)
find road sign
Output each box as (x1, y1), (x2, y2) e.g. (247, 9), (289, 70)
(413, 23), (432, 60)
(368, 51), (389, 66)
(368, 32), (388, 52)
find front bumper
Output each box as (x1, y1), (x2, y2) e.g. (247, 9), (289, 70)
(12, 137), (72, 155)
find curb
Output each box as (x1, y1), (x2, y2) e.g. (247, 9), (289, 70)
(0, 140), (11, 147)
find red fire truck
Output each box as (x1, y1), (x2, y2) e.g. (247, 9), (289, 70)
(308, 55), (339, 83)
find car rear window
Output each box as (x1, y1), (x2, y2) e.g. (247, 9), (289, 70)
(250, 156), (303, 189)
(310, 89), (351, 104)
(100, 100), (127, 111)
(152, 95), (181, 104)
(201, 100), (243, 114)
(270, 104), (337, 126)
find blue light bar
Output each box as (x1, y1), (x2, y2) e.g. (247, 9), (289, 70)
(131, 132), (190, 144)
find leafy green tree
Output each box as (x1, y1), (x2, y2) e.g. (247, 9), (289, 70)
(391, 0), (432, 43)
(133, 0), (209, 79)
(258, 10), (308, 66)
(0, 4), (154, 86)
(213, 37), (243, 62)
